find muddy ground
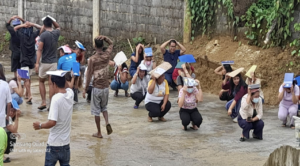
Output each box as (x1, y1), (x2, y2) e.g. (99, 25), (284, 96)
(0, 57), (298, 166)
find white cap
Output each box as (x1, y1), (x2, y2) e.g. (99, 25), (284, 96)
(139, 64), (147, 71)
(58, 46), (72, 54)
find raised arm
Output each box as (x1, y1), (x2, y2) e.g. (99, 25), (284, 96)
(160, 39), (171, 55)
(148, 76), (156, 94)
(278, 84), (285, 102)
(16, 16), (25, 23)
(7, 16), (17, 24)
(291, 85), (298, 104)
(178, 87), (186, 108)
(131, 44), (143, 63)
(177, 41), (186, 55)
(35, 41), (44, 73)
(131, 67), (140, 84)
(214, 66), (224, 75)
(195, 80), (203, 102)
(14, 23), (28, 31)
(52, 20), (60, 30)
(14, 76), (24, 97)
(85, 59), (93, 92)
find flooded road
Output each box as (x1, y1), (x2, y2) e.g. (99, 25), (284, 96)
(1, 58), (296, 166)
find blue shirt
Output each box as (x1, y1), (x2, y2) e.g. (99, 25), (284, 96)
(129, 52), (144, 73)
(163, 50), (181, 74)
(57, 53), (77, 71)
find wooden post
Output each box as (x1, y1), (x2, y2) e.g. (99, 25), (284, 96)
(183, 0), (191, 44)
(93, 0), (100, 46)
(18, 0), (23, 19)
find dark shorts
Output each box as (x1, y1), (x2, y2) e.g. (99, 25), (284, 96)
(11, 51), (21, 72)
(45, 144), (70, 166)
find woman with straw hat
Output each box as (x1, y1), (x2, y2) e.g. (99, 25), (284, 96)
(238, 84), (264, 142)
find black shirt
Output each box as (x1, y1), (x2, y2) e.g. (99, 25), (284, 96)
(19, 28), (40, 68)
(6, 23), (21, 53)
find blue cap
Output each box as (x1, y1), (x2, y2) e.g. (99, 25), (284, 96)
(12, 19), (21, 26)
(75, 41), (86, 50)
(11, 99), (19, 110)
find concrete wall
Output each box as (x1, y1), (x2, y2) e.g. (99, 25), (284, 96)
(264, 145), (300, 166)
(0, 0), (18, 31)
(100, 0), (184, 43)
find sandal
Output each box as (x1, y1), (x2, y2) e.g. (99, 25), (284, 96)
(106, 124), (113, 135)
(38, 105), (46, 110)
(26, 98), (33, 105)
(114, 90), (118, 97)
(252, 133), (262, 140)
(240, 137), (246, 142)
(125, 91), (130, 97)
(282, 123), (286, 127)
(291, 124), (295, 129)
(4, 157), (10, 163)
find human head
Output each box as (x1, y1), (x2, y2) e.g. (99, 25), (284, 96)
(169, 40), (177, 53)
(136, 43), (144, 55)
(51, 75), (66, 93)
(250, 89), (260, 103)
(94, 38), (104, 49)
(9, 99), (19, 119)
(0, 63), (6, 81)
(65, 72), (72, 82)
(43, 17), (53, 28)
(184, 78), (196, 94)
(146, 56), (152, 61)
(157, 74), (165, 84)
(223, 64), (233, 74)
(75, 41), (86, 55)
(138, 64), (147, 78)
(285, 80), (297, 93)
(59, 49), (65, 57)
(12, 19), (21, 27)
(229, 73), (246, 92)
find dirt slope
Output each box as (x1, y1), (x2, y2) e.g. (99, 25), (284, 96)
(185, 36), (298, 105)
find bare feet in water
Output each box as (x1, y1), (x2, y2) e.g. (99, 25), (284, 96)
(92, 133), (103, 138)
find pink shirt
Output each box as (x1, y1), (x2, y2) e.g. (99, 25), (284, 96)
(178, 87), (199, 109)
(279, 85), (300, 107)
(8, 80), (17, 94)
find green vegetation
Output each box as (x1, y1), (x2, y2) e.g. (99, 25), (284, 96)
(132, 36), (145, 45)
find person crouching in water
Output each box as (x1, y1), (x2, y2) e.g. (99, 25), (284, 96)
(278, 81), (299, 129)
(223, 68), (248, 122)
(110, 63), (129, 97)
(4, 99), (21, 163)
(238, 84), (264, 142)
(130, 64), (150, 109)
(178, 78), (203, 130)
(145, 70), (172, 122)
(141, 52), (156, 80)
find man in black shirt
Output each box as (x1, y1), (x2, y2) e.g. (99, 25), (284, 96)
(6, 16), (25, 77)
(14, 22), (42, 105)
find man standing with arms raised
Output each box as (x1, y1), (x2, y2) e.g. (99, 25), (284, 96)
(160, 39), (186, 90)
(85, 35), (115, 138)
(35, 16), (60, 110)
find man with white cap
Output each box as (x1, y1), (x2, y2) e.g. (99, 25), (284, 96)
(35, 16), (60, 110)
(130, 64), (150, 109)
(57, 46), (76, 71)
(6, 16), (25, 78)
(33, 71), (73, 166)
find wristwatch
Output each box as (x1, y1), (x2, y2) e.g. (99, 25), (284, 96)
(39, 123), (42, 129)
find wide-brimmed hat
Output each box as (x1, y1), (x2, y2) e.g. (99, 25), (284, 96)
(228, 67), (244, 77)
(246, 65), (257, 78)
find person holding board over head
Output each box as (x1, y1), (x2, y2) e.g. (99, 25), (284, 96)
(238, 84), (264, 142)
(245, 65), (265, 103)
(278, 73), (299, 129)
(216, 61), (234, 101)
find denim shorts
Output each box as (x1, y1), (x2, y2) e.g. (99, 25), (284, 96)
(45, 144), (70, 166)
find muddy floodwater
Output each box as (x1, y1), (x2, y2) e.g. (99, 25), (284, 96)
(1, 59), (296, 166)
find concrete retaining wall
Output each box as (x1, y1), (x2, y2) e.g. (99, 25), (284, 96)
(264, 145), (300, 166)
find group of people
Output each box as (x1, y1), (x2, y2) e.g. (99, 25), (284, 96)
(0, 14), (299, 166)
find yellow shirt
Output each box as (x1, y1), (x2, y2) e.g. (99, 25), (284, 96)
(145, 79), (169, 104)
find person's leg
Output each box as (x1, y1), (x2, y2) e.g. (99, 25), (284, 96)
(145, 102), (161, 118)
(179, 108), (191, 129)
(58, 145), (70, 166)
(159, 100), (171, 117)
(101, 88), (110, 125)
(110, 80), (119, 97)
(231, 98), (242, 119)
(131, 92), (145, 106)
(190, 108), (203, 128)
(219, 91), (229, 101)
(237, 116), (253, 139)
(44, 145), (58, 166)
(252, 120), (264, 140)
(288, 105), (298, 126)
(278, 105), (288, 125)
(90, 88), (103, 138)
(120, 81), (129, 97)
(25, 79), (32, 103)
(11, 93), (23, 105)
(39, 77), (47, 108)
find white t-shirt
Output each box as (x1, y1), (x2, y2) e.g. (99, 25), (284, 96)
(9, 80), (18, 94)
(130, 76), (150, 94)
(0, 80), (12, 127)
(48, 88), (74, 146)
(145, 80), (169, 104)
